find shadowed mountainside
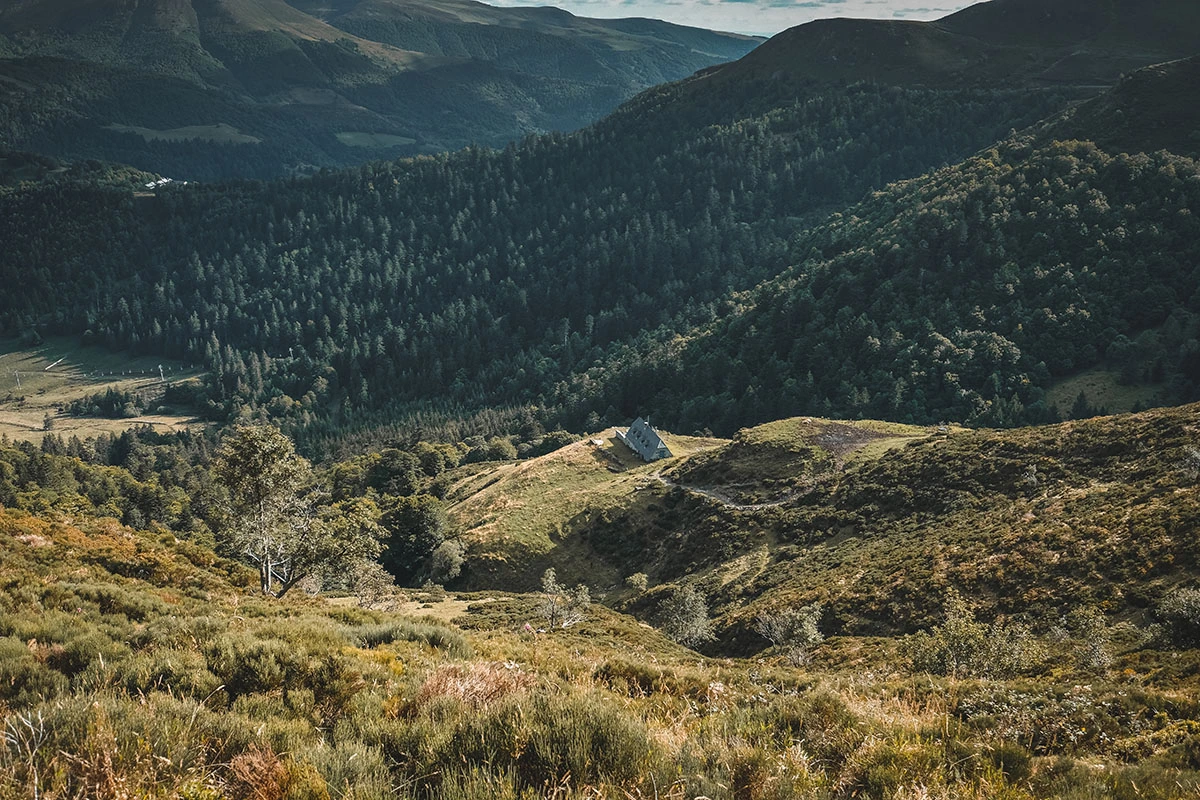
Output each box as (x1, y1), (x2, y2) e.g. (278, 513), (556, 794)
(710, 0), (1200, 90)
(0, 0), (758, 176)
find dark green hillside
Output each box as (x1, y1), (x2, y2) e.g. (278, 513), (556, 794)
(573, 135), (1200, 434)
(0, 0), (758, 176)
(940, 0), (1200, 55)
(1040, 56), (1200, 159)
(714, 0), (1200, 90)
(617, 0), (1200, 146)
(3, 2), (1199, 452)
(0, 82), (1064, 455)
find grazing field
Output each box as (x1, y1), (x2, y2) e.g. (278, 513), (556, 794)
(0, 337), (204, 442)
(447, 428), (725, 589)
(335, 132), (418, 148)
(666, 416), (951, 506)
(1046, 367), (1168, 415)
(104, 123), (262, 145)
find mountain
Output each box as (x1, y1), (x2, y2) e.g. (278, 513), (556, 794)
(575, 134), (1200, 434)
(565, 53), (1200, 436)
(0, 79), (1067, 456)
(705, 0), (1200, 90)
(580, 0), (1200, 205)
(2, 1), (1199, 454)
(0, 0), (758, 177)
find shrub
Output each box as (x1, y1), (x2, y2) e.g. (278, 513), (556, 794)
(982, 742), (1034, 784)
(678, 690), (864, 797)
(0, 638), (68, 707)
(351, 561), (396, 609)
(347, 620), (471, 658)
(538, 569), (589, 629)
(592, 659), (709, 701)
(113, 647), (221, 698)
(853, 736), (946, 800)
(21, 692), (255, 798)
(429, 540), (465, 583)
(204, 634), (298, 700)
(755, 602), (825, 666)
(625, 572), (649, 593)
(660, 585), (715, 648)
(904, 593), (1042, 678)
(382, 691), (660, 793)
(1180, 446), (1200, 484)
(1158, 587), (1200, 647)
(53, 630), (133, 677)
(62, 582), (168, 621)
(455, 693), (658, 790)
(1063, 606), (1113, 672)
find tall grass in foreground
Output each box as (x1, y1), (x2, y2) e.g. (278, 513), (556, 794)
(2, 510), (1200, 799)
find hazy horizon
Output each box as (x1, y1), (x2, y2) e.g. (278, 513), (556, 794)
(487, 0), (978, 36)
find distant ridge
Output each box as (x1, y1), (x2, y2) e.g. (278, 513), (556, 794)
(697, 0), (1200, 90)
(1039, 56), (1200, 158)
(0, 0), (759, 176)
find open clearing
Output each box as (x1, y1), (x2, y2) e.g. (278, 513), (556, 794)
(0, 337), (205, 442)
(446, 428), (726, 587)
(1045, 367), (1167, 415)
(105, 123), (262, 145)
(336, 132), (417, 148)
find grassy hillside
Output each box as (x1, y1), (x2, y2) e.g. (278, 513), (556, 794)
(446, 427), (724, 590)
(3, 410), (1200, 797)
(0, 0), (758, 176)
(697, 402), (1200, 644)
(443, 404), (1200, 657)
(665, 417), (944, 505)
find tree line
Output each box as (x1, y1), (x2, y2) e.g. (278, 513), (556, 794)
(0, 83), (1067, 455)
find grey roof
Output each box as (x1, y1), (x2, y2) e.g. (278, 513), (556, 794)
(617, 417), (672, 462)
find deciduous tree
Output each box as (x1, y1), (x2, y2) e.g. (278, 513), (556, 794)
(215, 425), (380, 596)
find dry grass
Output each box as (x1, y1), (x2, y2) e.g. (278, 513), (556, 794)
(1045, 367), (1167, 415)
(448, 427), (726, 586)
(0, 336), (203, 442)
(413, 661), (537, 710)
(227, 745), (288, 800)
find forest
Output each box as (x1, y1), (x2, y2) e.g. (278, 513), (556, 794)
(576, 139), (1200, 434)
(0, 83), (1074, 456)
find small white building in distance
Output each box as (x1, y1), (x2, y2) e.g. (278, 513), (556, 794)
(616, 417), (672, 462)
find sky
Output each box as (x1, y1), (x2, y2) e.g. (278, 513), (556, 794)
(489, 0), (977, 37)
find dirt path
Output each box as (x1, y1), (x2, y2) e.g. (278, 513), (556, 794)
(653, 472), (809, 512)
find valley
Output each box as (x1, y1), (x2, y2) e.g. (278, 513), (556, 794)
(1, 0), (1200, 797)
